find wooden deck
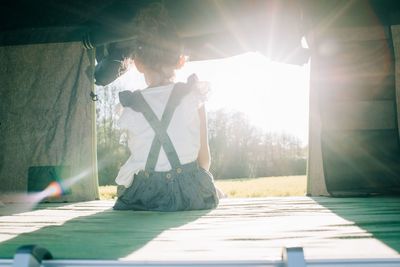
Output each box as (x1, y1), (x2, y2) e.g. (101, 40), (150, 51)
(0, 197), (399, 261)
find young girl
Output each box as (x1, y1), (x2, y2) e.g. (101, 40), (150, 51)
(113, 3), (219, 211)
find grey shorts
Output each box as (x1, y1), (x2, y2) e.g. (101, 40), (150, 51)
(113, 161), (219, 211)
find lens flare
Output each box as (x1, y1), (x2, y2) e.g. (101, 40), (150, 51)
(1, 170), (86, 215)
(42, 181), (64, 198)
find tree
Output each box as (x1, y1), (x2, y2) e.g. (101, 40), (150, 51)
(208, 109), (307, 179)
(96, 84), (130, 185)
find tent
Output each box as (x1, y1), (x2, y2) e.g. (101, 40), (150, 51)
(1, 0), (400, 201)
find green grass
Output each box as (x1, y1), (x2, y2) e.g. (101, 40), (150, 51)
(99, 175), (307, 200)
(215, 175), (306, 198)
(99, 185), (119, 200)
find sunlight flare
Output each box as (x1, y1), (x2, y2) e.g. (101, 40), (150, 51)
(177, 52), (310, 143)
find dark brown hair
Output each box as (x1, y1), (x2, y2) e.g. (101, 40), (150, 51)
(132, 3), (183, 79)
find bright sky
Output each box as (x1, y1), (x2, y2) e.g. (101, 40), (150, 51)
(116, 52), (310, 144)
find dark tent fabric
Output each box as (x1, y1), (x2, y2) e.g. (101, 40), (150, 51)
(0, 42), (98, 201)
(306, 1), (400, 196)
(0, 0), (308, 62)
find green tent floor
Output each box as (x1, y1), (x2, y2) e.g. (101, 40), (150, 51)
(0, 197), (399, 261)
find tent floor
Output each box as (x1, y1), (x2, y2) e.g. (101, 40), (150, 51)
(0, 197), (399, 261)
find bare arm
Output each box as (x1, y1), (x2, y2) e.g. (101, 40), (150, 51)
(197, 105), (211, 171)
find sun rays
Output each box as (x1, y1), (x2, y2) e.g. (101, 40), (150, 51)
(177, 52), (310, 144)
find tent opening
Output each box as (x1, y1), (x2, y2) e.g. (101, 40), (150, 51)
(95, 52), (310, 199)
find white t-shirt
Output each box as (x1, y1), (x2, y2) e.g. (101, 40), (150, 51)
(115, 82), (208, 188)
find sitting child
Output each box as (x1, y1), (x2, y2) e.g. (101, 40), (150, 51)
(113, 3), (220, 211)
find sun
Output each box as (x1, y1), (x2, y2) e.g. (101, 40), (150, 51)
(176, 52), (310, 144)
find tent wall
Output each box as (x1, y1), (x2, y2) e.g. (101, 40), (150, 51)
(307, 23), (400, 196)
(394, 25), (400, 140)
(0, 42), (99, 202)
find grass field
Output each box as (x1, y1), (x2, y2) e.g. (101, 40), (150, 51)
(99, 175), (307, 199)
(215, 175), (306, 198)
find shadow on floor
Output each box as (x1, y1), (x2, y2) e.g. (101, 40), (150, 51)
(313, 196), (400, 253)
(0, 203), (210, 259)
(0, 201), (71, 216)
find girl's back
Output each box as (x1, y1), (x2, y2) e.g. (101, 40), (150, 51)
(115, 77), (208, 187)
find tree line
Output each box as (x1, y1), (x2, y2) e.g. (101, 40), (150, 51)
(208, 110), (307, 179)
(96, 85), (307, 185)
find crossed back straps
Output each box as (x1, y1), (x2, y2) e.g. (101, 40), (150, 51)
(119, 74), (198, 171)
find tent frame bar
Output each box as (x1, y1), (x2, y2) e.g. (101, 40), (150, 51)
(1, 245), (400, 267)
(1, 258), (400, 267)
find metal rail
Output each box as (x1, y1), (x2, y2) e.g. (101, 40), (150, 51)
(1, 245), (399, 267)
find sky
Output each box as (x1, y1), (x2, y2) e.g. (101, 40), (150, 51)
(114, 52), (310, 144)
